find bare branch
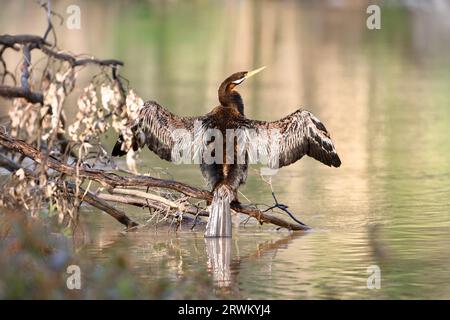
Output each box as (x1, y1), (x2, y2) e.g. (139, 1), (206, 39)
(0, 34), (50, 47)
(0, 86), (43, 104)
(68, 184), (139, 230)
(0, 35), (123, 68)
(109, 188), (209, 216)
(0, 152), (138, 229)
(0, 131), (310, 231)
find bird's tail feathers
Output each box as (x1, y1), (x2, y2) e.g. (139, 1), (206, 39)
(205, 185), (234, 238)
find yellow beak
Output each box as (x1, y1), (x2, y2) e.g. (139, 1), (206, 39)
(245, 66), (266, 79)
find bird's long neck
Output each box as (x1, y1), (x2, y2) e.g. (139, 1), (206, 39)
(218, 82), (244, 115)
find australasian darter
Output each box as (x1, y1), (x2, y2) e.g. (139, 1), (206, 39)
(112, 67), (341, 237)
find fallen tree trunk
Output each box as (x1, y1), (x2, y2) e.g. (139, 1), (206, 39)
(0, 131), (310, 231)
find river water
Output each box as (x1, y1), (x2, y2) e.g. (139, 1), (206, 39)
(2, 0), (450, 299)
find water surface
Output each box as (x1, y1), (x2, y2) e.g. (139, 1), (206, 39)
(2, 0), (450, 299)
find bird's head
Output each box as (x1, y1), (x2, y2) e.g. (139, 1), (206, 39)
(222, 66), (266, 91)
(218, 66), (266, 109)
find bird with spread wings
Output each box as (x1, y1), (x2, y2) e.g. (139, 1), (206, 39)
(113, 67), (341, 237)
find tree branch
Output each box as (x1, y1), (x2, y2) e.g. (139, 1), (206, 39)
(0, 34), (124, 104)
(0, 34), (49, 47)
(0, 153), (21, 171)
(40, 46), (123, 67)
(0, 86), (43, 104)
(69, 184), (139, 230)
(0, 152), (138, 229)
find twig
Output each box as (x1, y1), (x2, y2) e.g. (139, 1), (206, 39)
(263, 192), (307, 226)
(40, 46), (124, 67)
(260, 173), (308, 227)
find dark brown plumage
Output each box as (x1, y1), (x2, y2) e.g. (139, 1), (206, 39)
(112, 68), (341, 237)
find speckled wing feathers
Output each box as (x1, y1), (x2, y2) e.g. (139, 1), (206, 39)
(112, 100), (204, 162)
(246, 109), (341, 168)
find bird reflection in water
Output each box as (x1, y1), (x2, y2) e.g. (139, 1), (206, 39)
(205, 232), (305, 291)
(84, 219), (307, 294)
(205, 237), (233, 288)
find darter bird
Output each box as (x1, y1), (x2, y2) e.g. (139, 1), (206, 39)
(112, 67), (341, 237)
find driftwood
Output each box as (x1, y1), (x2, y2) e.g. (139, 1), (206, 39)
(0, 131), (310, 231)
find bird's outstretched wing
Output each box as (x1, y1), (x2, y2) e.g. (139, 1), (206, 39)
(112, 100), (204, 162)
(244, 109), (341, 168)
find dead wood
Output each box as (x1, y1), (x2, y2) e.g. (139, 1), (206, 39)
(0, 131), (310, 231)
